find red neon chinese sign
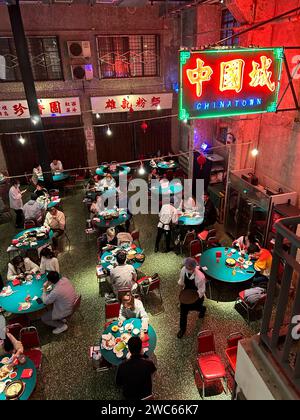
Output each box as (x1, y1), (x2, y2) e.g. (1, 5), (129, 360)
(179, 48), (284, 120)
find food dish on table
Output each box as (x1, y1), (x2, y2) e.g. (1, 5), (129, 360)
(226, 258), (236, 268)
(4, 380), (24, 399)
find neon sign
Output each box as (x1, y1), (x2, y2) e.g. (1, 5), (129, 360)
(179, 48), (284, 120)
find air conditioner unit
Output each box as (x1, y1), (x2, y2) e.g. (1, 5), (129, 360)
(71, 64), (93, 81)
(67, 41), (91, 59)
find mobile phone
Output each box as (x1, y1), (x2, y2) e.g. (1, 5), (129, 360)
(36, 298), (43, 305)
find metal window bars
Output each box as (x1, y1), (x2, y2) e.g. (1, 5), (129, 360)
(260, 216), (300, 392)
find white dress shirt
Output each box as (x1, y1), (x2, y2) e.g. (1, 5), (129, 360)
(178, 267), (206, 298)
(9, 185), (23, 210)
(44, 210), (66, 231)
(99, 177), (116, 190)
(119, 299), (149, 330)
(50, 161), (63, 172)
(158, 204), (178, 231)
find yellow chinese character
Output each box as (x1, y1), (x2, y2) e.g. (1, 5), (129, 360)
(249, 56), (275, 92)
(186, 58), (213, 98)
(220, 59), (245, 93)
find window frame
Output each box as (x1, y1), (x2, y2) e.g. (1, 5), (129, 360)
(0, 35), (63, 83)
(96, 34), (160, 80)
(220, 9), (240, 47)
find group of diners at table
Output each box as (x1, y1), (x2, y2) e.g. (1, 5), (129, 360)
(1, 155), (276, 400)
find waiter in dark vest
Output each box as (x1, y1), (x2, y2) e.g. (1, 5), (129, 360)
(177, 258), (206, 339)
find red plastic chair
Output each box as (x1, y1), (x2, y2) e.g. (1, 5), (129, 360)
(104, 302), (120, 328)
(189, 240), (203, 263)
(66, 295), (84, 321)
(20, 327), (43, 370)
(196, 330), (227, 398)
(225, 332), (244, 375)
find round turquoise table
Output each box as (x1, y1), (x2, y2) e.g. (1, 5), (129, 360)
(178, 215), (204, 226)
(150, 182), (183, 195)
(100, 318), (157, 366)
(100, 246), (145, 271)
(38, 172), (69, 182)
(13, 228), (54, 251)
(0, 274), (47, 314)
(157, 161), (178, 171)
(47, 199), (61, 209)
(0, 355), (37, 400)
(93, 209), (131, 229)
(200, 247), (256, 284)
(96, 165), (131, 178)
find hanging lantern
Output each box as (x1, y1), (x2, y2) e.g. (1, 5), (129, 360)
(141, 121), (148, 133)
(197, 153), (206, 169)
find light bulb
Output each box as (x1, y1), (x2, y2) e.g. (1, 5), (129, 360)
(138, 164), (146, 175)
(157, 104), (161, 111)
(106, 126), (112, 136)
(18, 135), (25, 145)
(31, 116), (39, 125)
(96, 113), (100, 119)
(251, 148), (259, 157)
(183, 119), (188, 124)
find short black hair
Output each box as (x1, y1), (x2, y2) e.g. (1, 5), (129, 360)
(248, 233), (257, 244)
(47, 271), (60, 284)
(128, 336), (142, 355)
(116, 251), (127, 265)
(248, 244), (260, 254)
(31, 193), (38, 201)
(11, 255), (24, 267)
(40, 247), (54, 259)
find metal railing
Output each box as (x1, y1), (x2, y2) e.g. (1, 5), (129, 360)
(260, 216), (300, 394)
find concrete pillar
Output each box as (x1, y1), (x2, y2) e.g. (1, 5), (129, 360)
(80, 94), (98, 169)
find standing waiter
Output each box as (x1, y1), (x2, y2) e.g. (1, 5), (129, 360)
(155, 199), (178, 253)
(177, 258), (206, 339)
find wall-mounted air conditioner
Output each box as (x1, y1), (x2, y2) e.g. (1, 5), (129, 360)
(67, 41), (91, 59)
(71, 64), (93, 81)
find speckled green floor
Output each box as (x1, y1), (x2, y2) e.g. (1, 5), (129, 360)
(0, 189), (261, 400)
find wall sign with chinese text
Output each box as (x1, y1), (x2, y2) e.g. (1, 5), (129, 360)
(91, 93), (173, 114)
(0, 97), (81, 120)
(179, 48), (284, 120)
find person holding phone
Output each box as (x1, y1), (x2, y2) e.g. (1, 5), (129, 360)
(9, 179), (27, 228)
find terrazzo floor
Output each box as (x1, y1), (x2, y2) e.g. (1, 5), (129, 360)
(0, 188), (262, 400)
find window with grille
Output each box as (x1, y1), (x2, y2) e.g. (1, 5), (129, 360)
(0, 36), (62, 82)
(97, 35), (160, 79)
(220, 9), (239, 46)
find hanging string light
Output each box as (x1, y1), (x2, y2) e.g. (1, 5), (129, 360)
(156, 104), (161, 111)
(18, 135), (25, 145)
(106, 125), (112, 136)
(138, 162), (146, 175)
(96, 113), (100, 119)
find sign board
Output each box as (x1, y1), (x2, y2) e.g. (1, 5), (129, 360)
(0, 97), (81, 120)
(179, 48), (284, 120)
(91, 93), (173, 114)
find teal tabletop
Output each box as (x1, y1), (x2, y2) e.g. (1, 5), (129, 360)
(96, 165), (131, 178)
(200, 247), (256, 284)
(13, 227), (53, 251)
(0, 274), (47, 314)
(100, 318), (157, 366)
(150, 182), (183, 195)
(85, 188), (118, 201)
(38, 172), (69, 182)
(178, 215), (204, 226)
(100, 246), (145, 271)
(93, 209), (131, 229)
(0, 355), (37, 400)
(47, 199), (61, 209)
(157, 161), (178, 171)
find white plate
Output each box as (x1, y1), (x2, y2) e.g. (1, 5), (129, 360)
(116, 352), (124, 359)
(132, 328), (140, 335)
(124, 323), (133, 332)
(0, 382), (6, 393)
